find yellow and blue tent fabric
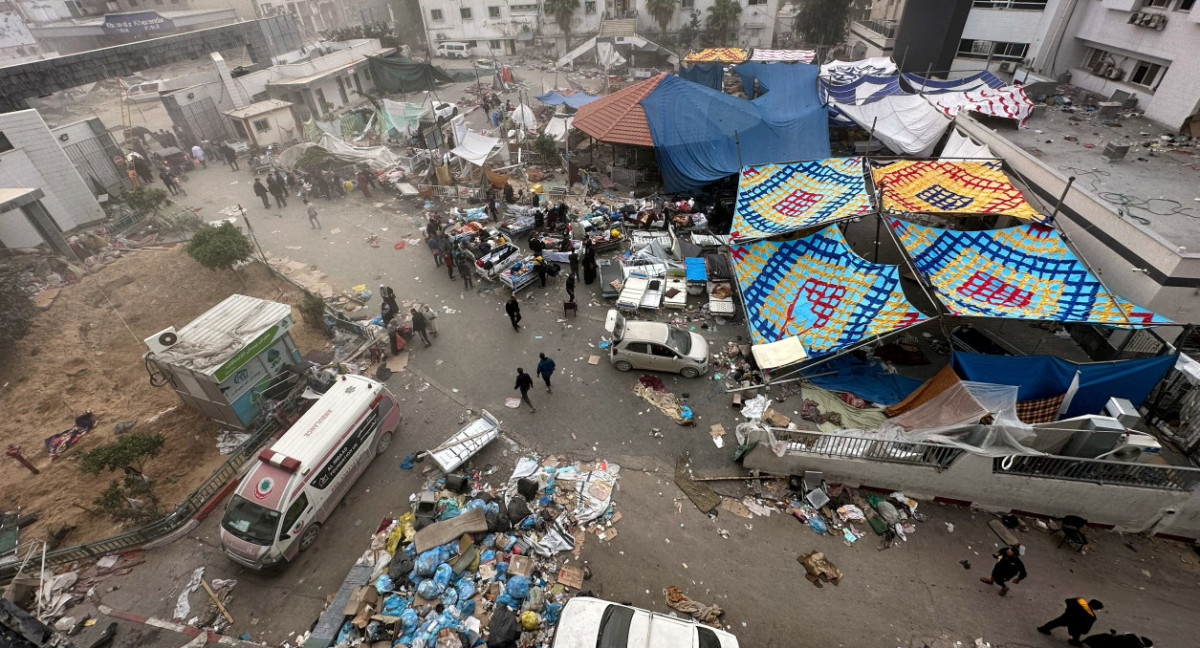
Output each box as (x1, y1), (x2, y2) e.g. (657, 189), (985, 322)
(730, 225), (929, 356)
(890, 220), (1171, 327)
(730, 157), (872, 241)
(683, 48), (748, 63)
(870, 159), (1044, 221)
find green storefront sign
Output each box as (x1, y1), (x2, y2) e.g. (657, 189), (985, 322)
(213, 316), (292, 381)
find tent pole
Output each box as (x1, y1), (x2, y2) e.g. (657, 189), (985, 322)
(923, 63), (932, 93)
(734, 130), (743, 169)
(898, 46), (909, 74)
(1047, 175), (1075, 225)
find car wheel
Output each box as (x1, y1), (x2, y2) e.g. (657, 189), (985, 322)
(614, 360), (633, 372)
(376, 430), (393, 455)
(680, 366), (700, 378)
(298, 523), (320, 552)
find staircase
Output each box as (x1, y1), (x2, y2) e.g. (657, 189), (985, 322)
(598, 18), (637, 38)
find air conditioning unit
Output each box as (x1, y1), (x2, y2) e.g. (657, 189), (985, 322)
(1128, 11), (1141, 23)
(144, 327), (179, 354)
(1106, 67), (1125, 81)
(998, 61), (1014, 73)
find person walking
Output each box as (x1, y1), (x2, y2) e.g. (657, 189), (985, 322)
(380, 284), (399, 325)
(410, 308), (431, 347)
(191, 143), (206, 169)
(505, 295), (522, 330)
(1039, 598), (1104, 646)
(443, 249), (456, 280)
(458, 256), (474, 290)
(420, 303), (439, 337)
(305, 200), (321, 229)
(568, 250), (580, 279)
(356, 170), (372, 198)
(534, 257), (548, 288)
(536, 353), (556, 393)
(253, 177), (271, 209)
(513, 368), (536, 412)
(487, 189), (499, 221)
(220, 143), (239, 170)
(979, 545), (1026, 596)
(428, 231), (444, 267)
(565, 272), (576, 303)
(267, 174), (287, 208)
(159, 169), (180, 195)
(1083, 632), (1153, 648)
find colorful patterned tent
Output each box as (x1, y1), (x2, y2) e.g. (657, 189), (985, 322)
(820, 57), (897, 85)
(902, 70), (1005, 94)
(684, 48), (748, 63)
(871, 159), (1044, 222)
(749, 48), (816, 63)
(890, 220), (1171, 327)
(926, 85), (1036, 127)
(730, 225), (930, 356)
(731, 157), (873, 241)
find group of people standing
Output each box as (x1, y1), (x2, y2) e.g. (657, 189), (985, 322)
(251, 167), (379, 213)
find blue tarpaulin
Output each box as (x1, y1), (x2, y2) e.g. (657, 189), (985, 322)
(536, 91), (600, 109)
(806, 355), (922, 405)
(679, 63), (724, 91)
(641, 69), (830, 193)
(951, 352), (1177, 418)
(685, 257), (707, 282)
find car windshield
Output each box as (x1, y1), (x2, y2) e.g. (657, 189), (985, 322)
(221, 495), (280, 546)
(667, 327), (692, 355)
(697, 627), (722, 648)
(595, 604), (634, 648)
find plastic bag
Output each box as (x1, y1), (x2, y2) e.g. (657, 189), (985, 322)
(433, 563), (453, 590)
(544, 602), (562, 625)
(808, 516), (828, 535)
(415, 546), (451, 578)
(375, 574), (394, 594)
(486, 606), (520, 648)
(455, 579), (476, 601)
(505, 575), (530, 601)
(520, 611), (540, 631)
(417, 579), (442, 600)
(437, 498), (461, 520)
(459, 599), (476, 617)
(440, 587), (458, 608)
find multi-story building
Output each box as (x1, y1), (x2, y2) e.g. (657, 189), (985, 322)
(254, 0), (392, 36)
(21, 0), (239, 55)
(1029, 0), (1200, 131)
(0, 9), (51, 65)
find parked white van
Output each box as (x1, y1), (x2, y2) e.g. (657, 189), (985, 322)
(125, 80), (167, 103)
(552, 597), (740, 648)
(220, 374), (401, 570)
(436, 42), (470, 58)
(605, 309), (709, 378)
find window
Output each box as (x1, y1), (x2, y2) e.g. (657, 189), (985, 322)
(697, 628), (722, 648)
(1145, 0), (1170, 7)
(489, 39), (501, 49)
(1130, 60), (1165, 87)
(623, 342), (649, 354)
(510, 3), (537, 11)
(467, 40), (478, 47)
(253, 118), (271, 132)
(430, 8), (443, 20)
(1083, 47), (1108, 70)
(488, 5), (501, 17)
(279, 493), (309, 539)
(585, 0), (596, 12)
(748, 0), (766, 5)
(972, 0), (1047, 8)
(460, 7), (472, 18)
(650, 344), (677, 358)
(681, 0), (694, 6)
(1178, 0), (1196, 10)
(956, 39), (1028, 61)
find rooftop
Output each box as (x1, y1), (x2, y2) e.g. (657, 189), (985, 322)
(1001, 103), (1200, 251)
(572, 73), (665, 147)
(225, 99), (293, 120)
(155, 294), (293, 377)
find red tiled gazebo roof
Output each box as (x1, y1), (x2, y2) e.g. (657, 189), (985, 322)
(572, 73), (667, 147)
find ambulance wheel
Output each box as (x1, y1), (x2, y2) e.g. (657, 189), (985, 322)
(680, 367), (700, 378)
(298, 524), (320, 551)
(377, 431), (393, 455)
(614, 360), (632, 372)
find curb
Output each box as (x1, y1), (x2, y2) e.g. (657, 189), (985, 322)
(97, 604), (267, 647)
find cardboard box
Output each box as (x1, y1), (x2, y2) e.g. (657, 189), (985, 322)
(763, 408), (791, 427)
(508, 554), (532, 577)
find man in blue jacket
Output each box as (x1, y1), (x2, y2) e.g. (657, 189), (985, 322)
(536, 353), (556, 393)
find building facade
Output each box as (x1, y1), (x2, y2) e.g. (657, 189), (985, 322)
(264, 39), (391, 119)
(254, 0), (392, 36)
(1030, 0), (1200, 130)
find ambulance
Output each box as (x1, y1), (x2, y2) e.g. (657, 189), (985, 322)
(220, 374), (401, 570)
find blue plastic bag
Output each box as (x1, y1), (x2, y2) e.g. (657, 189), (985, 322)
(433, 564), (453, 590)
(504, 575), (530, 601)
(375, 574), (393, 594)
(416, 579), (441, 600)
(415, 546), (450, 577)
(382, 594), (409, 616)
(544, 602), (562, 624)
(400, 608), (419, 631)
(808, 516), (828, 535)
(455, 579), (476, 601)
(440, 587), (458, 608)
(459, 599), (476, 617)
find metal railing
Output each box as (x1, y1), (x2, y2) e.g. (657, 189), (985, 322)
(780, 431), (965, 470)
(993, 455), (1200, 491)
(0, 412), (282, 575)
(854, 19), (898, 39)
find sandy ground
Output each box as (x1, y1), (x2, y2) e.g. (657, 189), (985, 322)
(0, 247), (328, 547)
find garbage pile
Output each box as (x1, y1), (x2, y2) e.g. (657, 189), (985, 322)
(323, 455), (621, 648)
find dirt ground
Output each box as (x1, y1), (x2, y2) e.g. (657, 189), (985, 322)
(0, 246), (329, 548)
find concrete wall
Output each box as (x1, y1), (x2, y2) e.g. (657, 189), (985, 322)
(1054, 0), (1200, 128)
(744, 444), (1200, 538)
(0, 151), (50, 249)
(232, 107), (298, 147)
(893, 0), (972, 74)
(51, 117), (127, 197)
(0, 109), (104, 231)
(956, 114), (1200, 326)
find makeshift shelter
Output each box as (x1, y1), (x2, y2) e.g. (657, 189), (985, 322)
(749, 49), (816, 63)
(820, 75), (907, 106)
(380, 99), (429, 137)
(572, 73), (665, 147)
(940, 129), (993, 159)
(952, 352), (1179, 419)
(871, 160), (1042, 220)
(730, 225), (929, 361)
(683, 48), (748, 63)
(926, 85), (1035, 127)
(641, 70), (830, 193)
(450, 131), (501, 167)
(543, 115), (573, 144)
(510, 103), (537, 130)
(820, 57), (897, 84)
(891, 220), (1172, 326)
(730, 157), (872, 241)
(276, 133), (401, 171)
(833, 94), (951, 156)
(535, 90), (599, 109)
(902, 70), (1005, 94)
(679, 63), (723, 91)
(366, 55), (455, 92)
(805, 355), (923, 406)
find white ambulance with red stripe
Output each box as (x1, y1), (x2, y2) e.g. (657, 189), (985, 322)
(219, 374), (401, 570)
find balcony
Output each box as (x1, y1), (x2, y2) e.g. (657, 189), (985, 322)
(972, 0), (1049, 9)
(849, 19), (897, 50)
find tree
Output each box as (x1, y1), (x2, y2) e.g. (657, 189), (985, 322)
(532, 133), (559, 163)
(543, 0), (581, 51)
(704, 0), (742, 46)
(80, 431), (167, 525)
(793, 0), (851, 48)
(646, 0), (677, 36)
(123, 187), (169, 217)
(186, 222), (255, 274)
(677, 10), (702, 49)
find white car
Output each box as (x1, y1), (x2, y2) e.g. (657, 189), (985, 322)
(552, 597), (739, 648)
(433, 102), (458, 121)
(605, 309), (709, 378)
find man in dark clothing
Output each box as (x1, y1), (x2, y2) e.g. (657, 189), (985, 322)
(443, 250), (456, 279)
(458, 256), (474, 290)
(536, 353), (555, 393)
(503, 182), (514, 204)
(159, 169), (181, 195)
(979, 545), (1026, 596)
(253, 178), (271, 209)
(531, 191), (540, 208)
(534, 257), (548, 288)
(1039, 598), (1104, 646)
(529, 233), (544, 257)
(1084, 632), (1152, 648)
(513, 368), (536, 412)
(428, 233), (443, 267)
(505, 295), (522, 330)
(410, 308), (431, 347)
(267, 174), (287, 208)
(487, 190), (499, 220)
(565, 273), (576, 303)
(568, 251), (580, 279)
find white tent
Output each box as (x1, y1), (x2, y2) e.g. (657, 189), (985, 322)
(511, 103), (537, 130)
(940, 129), (994, 159)
(450, 131), (501, 167)
(275, 133), (401, 171)
(543, 115), (573, 143)
(820, 57), (897, 84)
(835, 94), (952, 157)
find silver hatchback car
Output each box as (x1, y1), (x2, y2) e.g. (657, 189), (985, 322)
(605, 309), (709, 378)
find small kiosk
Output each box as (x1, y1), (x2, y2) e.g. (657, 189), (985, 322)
(144, 295), (302, 429)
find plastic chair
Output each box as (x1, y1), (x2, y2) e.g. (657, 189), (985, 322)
(1057, 515), (1088, 551)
